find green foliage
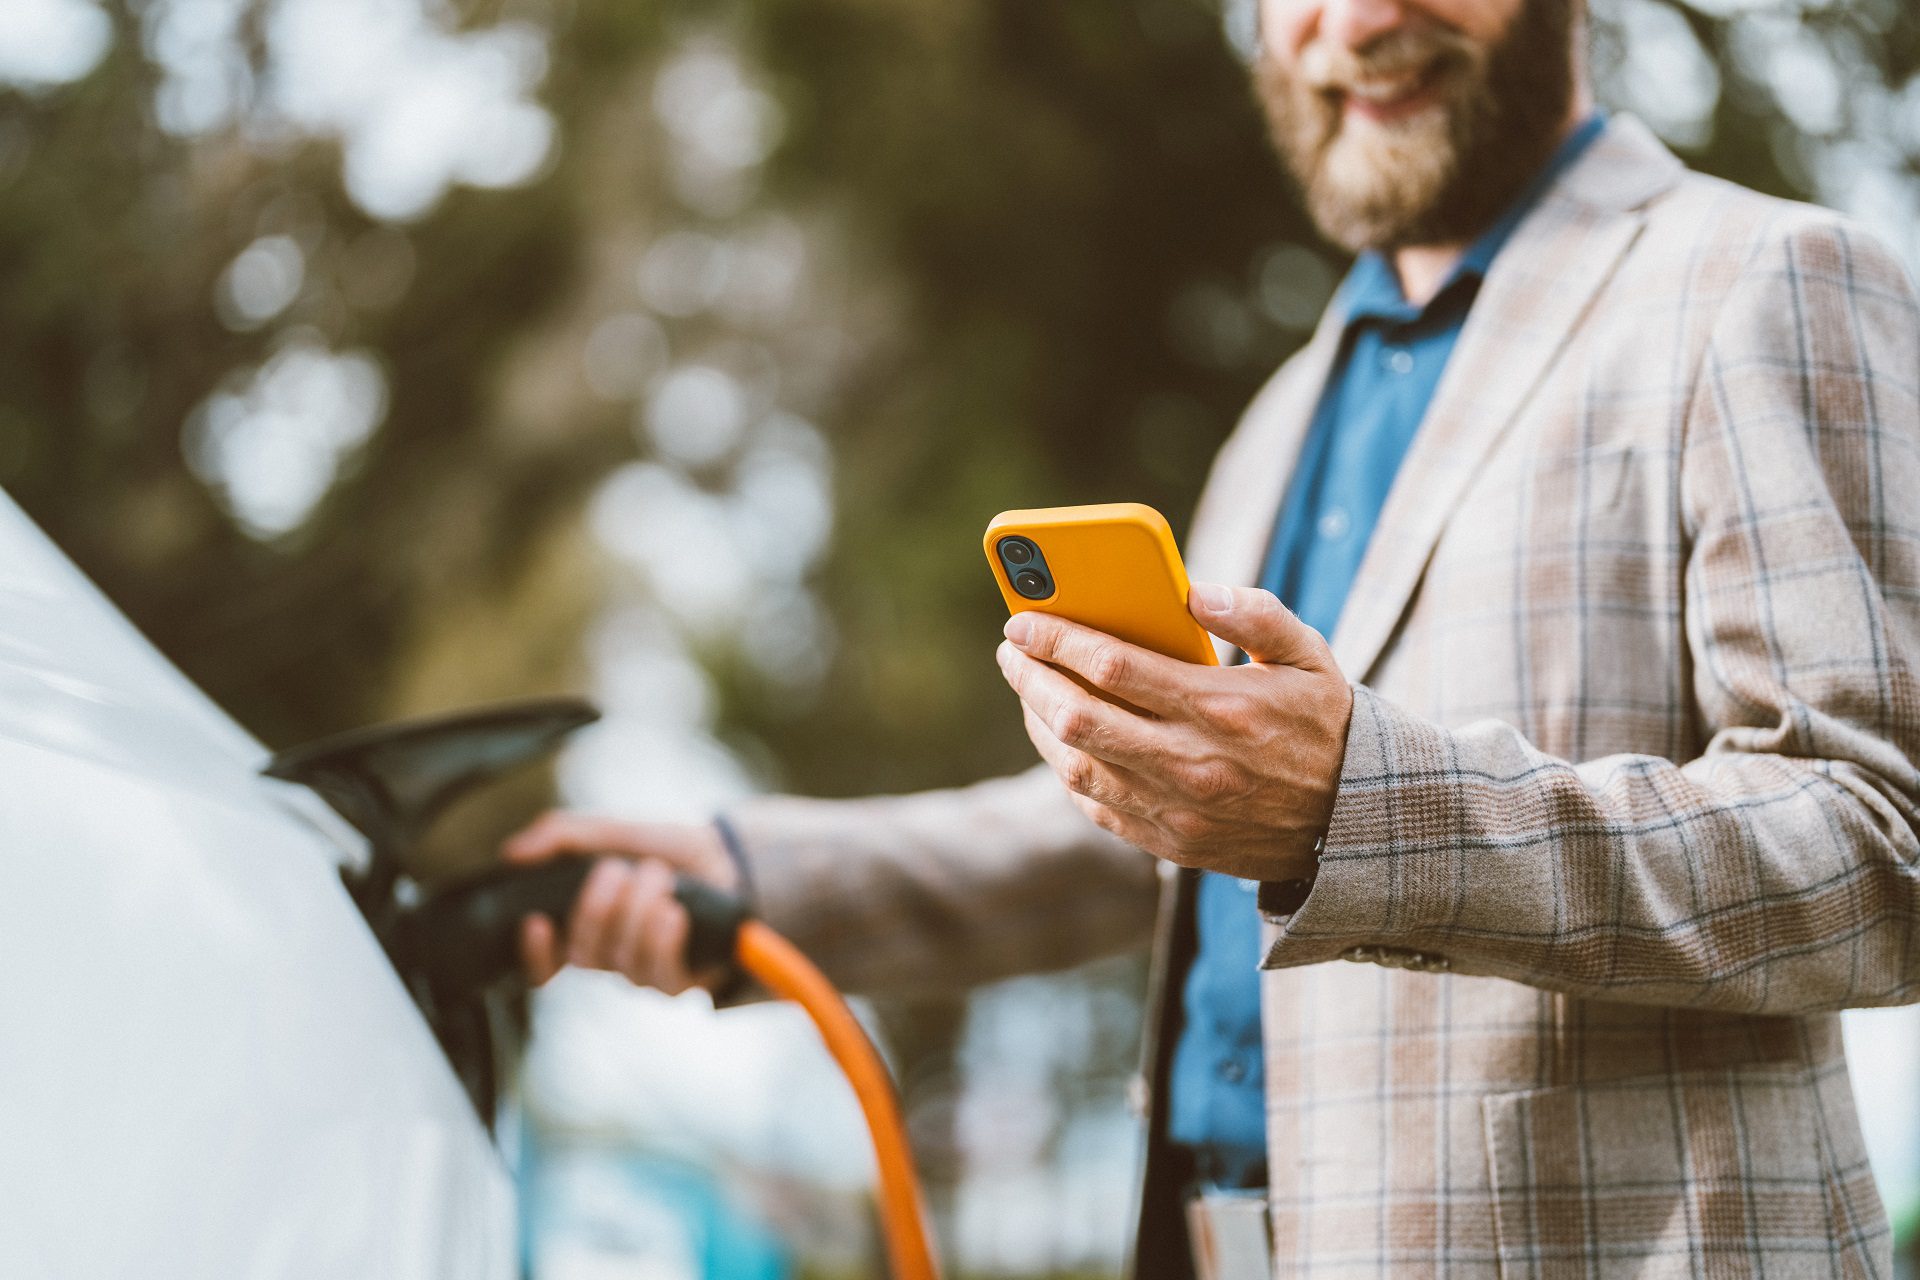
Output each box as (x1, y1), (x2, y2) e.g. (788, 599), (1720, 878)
(7, 0), (1913, 792)
(732, 0), (1317, 795)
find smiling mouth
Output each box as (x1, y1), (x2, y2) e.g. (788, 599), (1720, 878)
(1331, 65), (1447, 123)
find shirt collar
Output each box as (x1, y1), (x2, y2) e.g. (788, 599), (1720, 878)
(1337, 111), (1608, 328)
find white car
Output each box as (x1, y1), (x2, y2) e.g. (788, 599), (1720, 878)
(0, 488), (588, 1279)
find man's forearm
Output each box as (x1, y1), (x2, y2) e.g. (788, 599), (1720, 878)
(1261, 685), (1920, 1013)
(722, 764), (1160, 998)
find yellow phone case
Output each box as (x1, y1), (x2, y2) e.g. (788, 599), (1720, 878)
(984, 502), (1219, 667)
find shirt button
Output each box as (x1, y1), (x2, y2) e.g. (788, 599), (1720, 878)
(1384, 347), (1414, 375)
(1317, 507), (1350, 540)
(1219, 1059), (1247, 1084)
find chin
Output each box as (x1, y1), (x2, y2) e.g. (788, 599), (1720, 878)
(1328, 115), (1456, 188)
(1309, 120), (1461, 254)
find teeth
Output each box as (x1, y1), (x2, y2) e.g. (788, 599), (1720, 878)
(1348, 77), (1421, 103)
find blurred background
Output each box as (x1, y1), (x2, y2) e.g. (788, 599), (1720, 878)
(3, 0), (1918, 1276)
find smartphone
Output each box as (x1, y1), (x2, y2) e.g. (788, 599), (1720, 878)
(983, 502), (1219, 667)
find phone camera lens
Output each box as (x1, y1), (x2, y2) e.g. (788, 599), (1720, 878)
(1000, 539), (1034, 566)
(1013, 569), (1050, 599)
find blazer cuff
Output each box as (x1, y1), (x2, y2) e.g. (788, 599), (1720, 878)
(1258, 684), (1458, 976)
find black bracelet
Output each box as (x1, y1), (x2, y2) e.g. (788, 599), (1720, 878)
(705, 814), (755, 1001)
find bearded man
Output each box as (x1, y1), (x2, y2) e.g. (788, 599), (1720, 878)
(506, 0), (1920, 1275)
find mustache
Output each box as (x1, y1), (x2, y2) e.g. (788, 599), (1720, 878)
(1293, 24), (1481, 93)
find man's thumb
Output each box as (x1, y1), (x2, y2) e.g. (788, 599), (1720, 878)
(1188, 582), (1333, 671)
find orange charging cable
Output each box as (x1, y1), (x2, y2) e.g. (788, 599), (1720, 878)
(734, 919), (942, 1280)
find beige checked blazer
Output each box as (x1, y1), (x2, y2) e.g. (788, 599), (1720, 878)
(727, 115), (1920, 1277)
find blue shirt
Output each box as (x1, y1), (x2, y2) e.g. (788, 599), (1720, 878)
(1165, 116), (1607, 1184)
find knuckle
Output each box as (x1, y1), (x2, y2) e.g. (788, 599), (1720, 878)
(1193, 688), (1240, 725)
(1188, 762), (1241, 804)
(1206, 692), (1252, 731)
(1164, 809), (1212, 843)
(1019, 620), (1056, 658)
(1052, 704), (1092, 748)
(1086, 642), (1130, 689)
(582, 860), (627, 904)
(1061, 749), (1098, 795)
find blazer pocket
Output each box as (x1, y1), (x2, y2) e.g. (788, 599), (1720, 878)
(1481, 1067), (1839, 1279)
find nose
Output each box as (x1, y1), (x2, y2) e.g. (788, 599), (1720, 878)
(1319, 0), (1411, 50)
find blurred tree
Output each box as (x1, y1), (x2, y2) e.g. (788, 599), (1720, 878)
(0, 2), (684, 753)
(727, 0), (1317, 798)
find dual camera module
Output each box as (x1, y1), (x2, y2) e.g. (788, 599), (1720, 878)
(996, 537), (1055, 600)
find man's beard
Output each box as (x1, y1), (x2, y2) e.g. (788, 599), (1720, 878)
(1255, 0), (1577, 254)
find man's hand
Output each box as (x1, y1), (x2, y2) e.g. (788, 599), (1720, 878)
(501, 813), (740, 994)
(996, 581), (1353, 882)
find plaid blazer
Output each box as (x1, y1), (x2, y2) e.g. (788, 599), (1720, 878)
(728, 114), (1920, 1278)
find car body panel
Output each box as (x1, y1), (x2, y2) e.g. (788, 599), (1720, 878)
(0, 491), (515, 1279)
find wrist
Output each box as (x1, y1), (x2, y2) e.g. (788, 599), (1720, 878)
(1258, 833), (1323, 923)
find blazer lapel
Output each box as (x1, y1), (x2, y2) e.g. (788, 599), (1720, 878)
(1186, 309), (1346, 663)
(1328, 115), (1683, 682)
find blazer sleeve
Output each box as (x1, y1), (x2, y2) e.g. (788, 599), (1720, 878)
(1261, 216), (1920, 1015)
(722, 763), (1160, 998)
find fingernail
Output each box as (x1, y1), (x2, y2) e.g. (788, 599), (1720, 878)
(1004, 613), (1033, 647)
(1193, 582), (1232, 612)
